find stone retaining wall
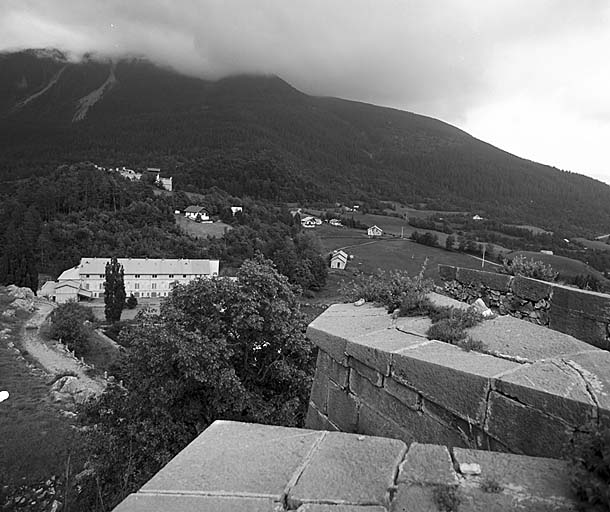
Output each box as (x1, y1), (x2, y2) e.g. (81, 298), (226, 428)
(439, 264), (610, 350)
(113, 420), (579, 511)
(305, 297), (610, 459)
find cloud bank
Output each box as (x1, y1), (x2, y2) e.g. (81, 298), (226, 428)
(2, 0), (610, 182)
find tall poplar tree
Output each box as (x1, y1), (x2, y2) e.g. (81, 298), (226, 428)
(104, 257), (126, 322)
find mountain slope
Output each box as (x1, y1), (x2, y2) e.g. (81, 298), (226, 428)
(1, 49), (609, 235)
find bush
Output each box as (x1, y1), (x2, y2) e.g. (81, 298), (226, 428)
(426, 306), (487, 352)
(125, 294), (138, 309)
(501, 255), (558, 282)
(340, 265), (433, 312)
(49, 302), (95, 353)
(570, 423), (610, 510)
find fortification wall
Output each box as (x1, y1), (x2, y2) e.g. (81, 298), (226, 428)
(439, 264), (610, 350)
(113, 420), (579, 511)
(305, 297), (610, 459)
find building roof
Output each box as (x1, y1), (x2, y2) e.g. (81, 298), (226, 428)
(185, 206), (207, 214)
(368, 225), (382, 232)
(331, 251), (348, 263)
(57, 266), (81, 281)
(75, 258), (216, 276)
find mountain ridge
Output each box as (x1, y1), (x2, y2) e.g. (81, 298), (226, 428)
(1, 49), (609, 235)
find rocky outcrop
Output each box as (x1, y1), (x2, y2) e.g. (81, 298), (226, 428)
(50, 375), (96, 408)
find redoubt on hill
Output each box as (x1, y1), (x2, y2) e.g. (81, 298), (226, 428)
(1, 48), (610, 235)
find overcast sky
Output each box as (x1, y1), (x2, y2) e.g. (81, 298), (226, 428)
(2, 0), (610, 184)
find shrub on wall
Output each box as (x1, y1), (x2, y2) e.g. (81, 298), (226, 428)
(501, 255), (558, 282)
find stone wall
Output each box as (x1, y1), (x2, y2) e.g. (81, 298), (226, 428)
(113, 420), (579, 511)
(305, 298), (610, 459)
(439, 264), (610, 350)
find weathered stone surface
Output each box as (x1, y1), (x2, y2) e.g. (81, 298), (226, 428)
(113, 494), (278, 512)
(350, 370), (417, 426)
(394, 316), (433, 337)
(140, 420), (323, 499)
(317, 350), (350, 388)
(494, 360), (596, 425)
(310, 359), (329, 413)
(468, 315), (591, 362)
(485, 391), (572, 458)
(438, 264), (457, 281)
(458, 268), (513, 292)
(297, 505), (387, 512)
(392, 341), (517, 422)
(511, 276), (552, 301)
(346, 328), (424, 375)
(428, 291), (471, 310)
(453, 448), (575, 501)
(348, 357), (383, 386)
(327, 380), (359, 432)
(305, 404), (339, 432)
(550, 284), (610, 319)
(357, 403), (415, 444)
(549, 305), (609, 348)
(421, 398), (482, 448)
(289, 431), (406, 508)
(457, 489), (574, 512)
(563, 351), (610, 420)
(384, 377), (420, 409)
(398, 443), (457, 485)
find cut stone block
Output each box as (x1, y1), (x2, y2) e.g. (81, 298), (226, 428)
(289, 431), (406, 508)
(310, 361), (329, 413)
(549, 305), (609, 348)
(457, 267), (513, 292)
(349, 357), (384, 386)
(485, 392), (572, 458)
(305, 404), (339, 432)
(511, 276), (552, 301)
(453, 448), (575, 501)
(428, 291), (471, 310)
(112, 494), (278, 512)
(297, 505), (387, 512)
(550, 284), (610, 319)
(398, 443), (458, 485)
(140, 420), (324, 500)
(317, 349), (350, 388)
(384, 377), (420, 409)
(327, 380), (359, 432)
(357, 403), (415, 445)
(392, 341), (518, 422)
(438, 264), (457, 281)
(467, 315), (591, 362)
(494, 360), (596, 425)
(394, 316), (433, 336)
(563, 351), (610, 420)
(346, 328), (425, 375)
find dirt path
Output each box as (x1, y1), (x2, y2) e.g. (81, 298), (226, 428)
(21, 300), (105, 394)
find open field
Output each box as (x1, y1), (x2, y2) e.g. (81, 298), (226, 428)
(507, 224), (553, 235)
(510, 251), (610, 282)
(87, 297), (162, 321)
(574, 237), (610, 252)
(174, 214), (232, 238)
(0, 295), (84, 485)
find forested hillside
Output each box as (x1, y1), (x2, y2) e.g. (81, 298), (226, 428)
(2, 49), (610, 235)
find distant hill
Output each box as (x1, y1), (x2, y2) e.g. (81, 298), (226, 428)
(2, 49), (610, 235)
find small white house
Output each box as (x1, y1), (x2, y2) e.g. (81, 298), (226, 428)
(330, 250), (348, 269)
(329, 219), (342, 227)
(230, 206), (243, 216)
(301, 217), (317, 229)
(184, 206), (210, 222)
(472, 215), (484, 221)
(367, 225), (383, 238)
(540, 250), (554, 255)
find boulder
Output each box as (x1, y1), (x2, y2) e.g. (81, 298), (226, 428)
(6, 284), (35, 300)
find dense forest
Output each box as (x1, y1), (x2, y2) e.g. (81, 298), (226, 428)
(0, 163), (327, 292)
(2, 50), (610, 236)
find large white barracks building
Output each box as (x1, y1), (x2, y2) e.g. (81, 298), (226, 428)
(48, 258), (220, 303)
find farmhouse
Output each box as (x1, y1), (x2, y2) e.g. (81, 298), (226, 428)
(184, 206), (210, 222)
(330, 250), (348, 269)
(230, 206), (243, 215)
(329, 219), (342, 227)
(367, 225), (383, 237)
(53, 258), (220, 303)
(301, 216), (318, 228)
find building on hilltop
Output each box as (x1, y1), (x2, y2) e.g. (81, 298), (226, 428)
(146, 167), (173, 191)
(330, 250), (348, 269)
(53, 258), (220, 303)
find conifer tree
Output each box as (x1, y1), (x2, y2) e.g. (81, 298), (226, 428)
(104, 257), (126, 322)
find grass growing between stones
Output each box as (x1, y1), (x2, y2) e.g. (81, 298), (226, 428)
(480, 477), (503, 494)
(342, 267), (489, 353)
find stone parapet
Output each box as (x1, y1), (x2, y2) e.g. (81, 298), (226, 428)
(439, 264), (610, 350)
(113, 420), (578, 511)
(305, 297), (610, 458)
